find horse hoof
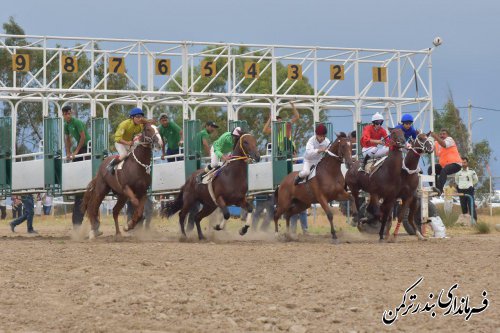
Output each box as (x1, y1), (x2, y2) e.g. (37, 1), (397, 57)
(331, 238), (340, 245)
(88, 230), (103, 240)
(179, 235), (188, 242)
(378, 238), (385, 243)
(239, 225), (249, 236)
(198, 235), (206, 241)
(214, 224), (223, 231)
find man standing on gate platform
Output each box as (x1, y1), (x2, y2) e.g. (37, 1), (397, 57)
(158, 113), (183, 162)
(62, 105), (91, 228)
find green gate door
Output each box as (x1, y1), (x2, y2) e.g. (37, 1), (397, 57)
(44, 117), (63, 196)
(272, 121), (293, 188)
(184, 119), (201, 178)
(91, 118), (109, 177)
(0, 117), (12, 197)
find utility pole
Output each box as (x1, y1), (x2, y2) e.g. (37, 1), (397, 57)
(468, 100), (472, 153)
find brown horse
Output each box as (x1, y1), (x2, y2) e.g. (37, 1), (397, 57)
(390, 132), (434, 240)
(273, 133), (353, 243)
(163, 132), (260, 240)
(81, 120), (162, 239)
(345, 128), (407, 241)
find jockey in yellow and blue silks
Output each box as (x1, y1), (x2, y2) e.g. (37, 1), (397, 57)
(106, 107), (145, 174)
(395, 114), (419, 142)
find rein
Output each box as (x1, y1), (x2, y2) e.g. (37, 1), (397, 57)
(228, 133), (253, 162)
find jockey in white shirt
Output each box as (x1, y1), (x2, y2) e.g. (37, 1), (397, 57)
(294, 124), (330, 185)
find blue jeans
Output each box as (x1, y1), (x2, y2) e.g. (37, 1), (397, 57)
(251, 195), (274, 231)
(290, 210), (308, 233)
(11, 195), (35, 231)
(43, 205), (52, 215)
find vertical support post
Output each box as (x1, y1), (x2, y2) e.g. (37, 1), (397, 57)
(182, 42), (188, 94)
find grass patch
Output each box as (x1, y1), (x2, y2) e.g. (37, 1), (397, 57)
(474, 222), (491, 234)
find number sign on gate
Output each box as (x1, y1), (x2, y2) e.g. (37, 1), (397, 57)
(287, 64), (302, 80)
(155, 59), (171, 75)
(109, 57), (125, 74)
(62, 56), (78, 73)
(201, 61), (217, 78)
(372, 67), (387, 82)
(12, 54), (30, 72)
(244, 62), (260, 79)
(330, 64), (345, 80)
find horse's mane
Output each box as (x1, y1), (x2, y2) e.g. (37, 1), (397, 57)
(336, 132), (347, 138)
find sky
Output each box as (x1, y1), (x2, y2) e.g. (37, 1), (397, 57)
(1, 0), (499, 176)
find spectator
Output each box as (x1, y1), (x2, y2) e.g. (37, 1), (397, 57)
(62, 105), (91, 228)
(290, 209), (308, 235)
(11, 195), (22, 219)
(197, 121), (219, 157)
(251, 194), (274, 231)
(350, 130), (357, 158)
(429, 128), (462, 195)
(158, 113), (183, 162)
(0, 198), (6, 220)
(9, 194), (37, 234)
(42, 191), (53, 216)
(454, 157), (479, 221)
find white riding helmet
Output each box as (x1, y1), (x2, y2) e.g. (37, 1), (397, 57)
(371, 112), (384, 122)
(232, 127), (242, 136)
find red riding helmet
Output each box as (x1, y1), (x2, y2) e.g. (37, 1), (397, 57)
(315, 124), (327, 135)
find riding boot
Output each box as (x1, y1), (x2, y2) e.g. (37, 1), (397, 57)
(294, 175), (303, 185)
(197, 165), (213, 183)
(358, 155), (369, 173)
(106, 158), (119, 175)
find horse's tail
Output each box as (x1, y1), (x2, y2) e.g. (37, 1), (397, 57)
(162, 188), (184, 218)
(81, 177), (97, 215)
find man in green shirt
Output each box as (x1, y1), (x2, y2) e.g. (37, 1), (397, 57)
(62, 105), (91, 229)
(158, 113), (183, 162)
(197, 121), (219, 156)
(63, 105), (90, 161)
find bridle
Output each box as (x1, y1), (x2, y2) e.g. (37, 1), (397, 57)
(230, 133), (256, 163)
(130, 125), (158, 174)
(408, 135), (433, 155)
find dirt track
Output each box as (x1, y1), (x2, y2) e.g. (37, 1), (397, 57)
(0, 220), (499, 333)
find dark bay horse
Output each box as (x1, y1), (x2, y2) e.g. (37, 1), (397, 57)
(273, 133), (353, 243)
(345, 128), (407, 241)
(81, 120), (162, 239)
(163, 132), (260, 240)
(390, 132), (434, 240)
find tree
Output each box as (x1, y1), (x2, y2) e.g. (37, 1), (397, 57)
(433, 95), (493, 193)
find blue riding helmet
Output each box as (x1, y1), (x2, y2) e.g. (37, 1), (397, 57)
(401, 114), (414, 123)
(129, 107), (144, 117)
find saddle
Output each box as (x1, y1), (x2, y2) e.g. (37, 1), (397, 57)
(363, 156), (388, 176)
(201, 163), (226, 184)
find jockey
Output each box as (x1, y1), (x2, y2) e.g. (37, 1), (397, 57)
(197, 127), (243, 181)
(358, 112), (389, 172)
(395, 114), (419, 141)
(294, 124), (330, 185)
(106, 107), (145, 174)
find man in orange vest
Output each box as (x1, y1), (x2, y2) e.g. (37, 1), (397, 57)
(430, 128), (462, 195)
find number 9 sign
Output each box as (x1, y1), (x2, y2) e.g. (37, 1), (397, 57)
(12, 54), (30, 72)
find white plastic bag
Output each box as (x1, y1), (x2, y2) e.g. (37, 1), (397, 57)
(429, 216), (447, 238)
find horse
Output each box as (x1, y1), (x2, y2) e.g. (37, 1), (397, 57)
(81, 120), (162, 239)
(273, 132), (353, 243)
(390, 132), (434, 240)
(163, 132), (260, 240)
(345, 128), (407, 241)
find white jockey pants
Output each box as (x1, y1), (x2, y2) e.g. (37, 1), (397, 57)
(115, 142), (131, 160)
(298, 159), (317, 178)
(361, 145), (389, 159)
(209, 146), (222, 168)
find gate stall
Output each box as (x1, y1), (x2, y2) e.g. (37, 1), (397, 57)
(1, 33), (438, 215)
(0, 117), (12, 196)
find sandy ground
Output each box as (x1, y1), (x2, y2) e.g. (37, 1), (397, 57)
(0, 213), (499, 333)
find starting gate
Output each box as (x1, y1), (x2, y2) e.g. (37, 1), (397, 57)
(91, 118), (108, 177)
(0, 117), (12, 196)
(44, 117), (63, 195)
